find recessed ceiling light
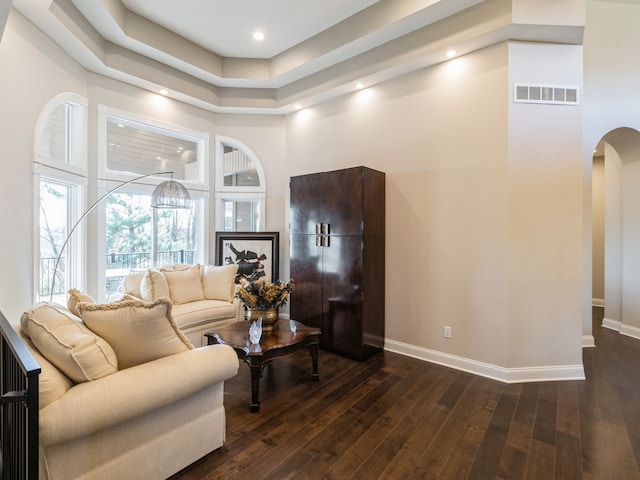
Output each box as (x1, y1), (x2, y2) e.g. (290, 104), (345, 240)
(294, 104), (302, 110)
(253, 31), (265, 41)
(159, 89), (169, 95)
(446, 50), (457, 58)
(356, 82), (364, 89)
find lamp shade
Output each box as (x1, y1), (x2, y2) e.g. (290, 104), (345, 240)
(151, 179), (191, 209)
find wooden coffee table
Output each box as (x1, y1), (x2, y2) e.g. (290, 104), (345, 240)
(205, 318), (321, 413)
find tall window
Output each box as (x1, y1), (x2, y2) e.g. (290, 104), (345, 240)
(99, 107), (207, 297)
(215, 136), (266, 231)
(34, 94), (87, 303)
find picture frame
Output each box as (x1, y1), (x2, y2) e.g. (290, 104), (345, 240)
(215, 231), (279, 283)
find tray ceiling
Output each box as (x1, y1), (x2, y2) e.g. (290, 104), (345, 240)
(12, 0), (584, 114)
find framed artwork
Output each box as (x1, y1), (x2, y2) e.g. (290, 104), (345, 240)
(215, 232), (279, 283)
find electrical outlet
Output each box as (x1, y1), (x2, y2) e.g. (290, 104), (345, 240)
(444, 326), (452, 338)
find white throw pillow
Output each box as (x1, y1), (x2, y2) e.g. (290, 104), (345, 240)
(20, 303), (118, 383)
(119, 271), (145, 298)
(78, 298), (193, 369)
(161, 264), (205, 304)
(202, 264), (238, 301)
(140, 269), (171, 301)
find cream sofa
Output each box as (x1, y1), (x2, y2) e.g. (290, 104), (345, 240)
(18, 298), (239, 480)
(119, 263), (243, 346)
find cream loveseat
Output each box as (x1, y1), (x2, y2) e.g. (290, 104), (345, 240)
(18, 297), (239, 480)
(119, 263), (243, 346)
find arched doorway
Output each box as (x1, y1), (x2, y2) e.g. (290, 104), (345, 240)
(592, 127), (640, 340)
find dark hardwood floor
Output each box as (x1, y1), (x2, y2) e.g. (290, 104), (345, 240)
(171, 308), (640, 479)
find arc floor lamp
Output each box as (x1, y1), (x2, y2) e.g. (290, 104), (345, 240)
(49, 171), (191, 301)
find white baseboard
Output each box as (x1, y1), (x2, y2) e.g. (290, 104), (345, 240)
(592, 298), (605, 308)
(602, 317), (621, 331)
(582, 335), (595, 348)
(599, 317), (640, 341)
(620, 323), (640, 340)
(384, 339), (585, 383)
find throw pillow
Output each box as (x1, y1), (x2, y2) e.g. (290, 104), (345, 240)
(78, 298), (193, 369)
(161, 264), (205, 304)
(20, 303), (118, 383)
(19, 331), (74, 408)
(67, 288), (95, 317)
(140, 269), (170, 301)
(202, 264), (238, 301)
(119, 271), (146, 298)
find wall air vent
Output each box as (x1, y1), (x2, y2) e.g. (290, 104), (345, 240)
(514, 84), (579, 105)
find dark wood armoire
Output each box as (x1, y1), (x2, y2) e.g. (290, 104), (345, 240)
(289, 166), (385, 360)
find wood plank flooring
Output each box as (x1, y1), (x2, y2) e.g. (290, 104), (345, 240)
(171, 308), (640, 479)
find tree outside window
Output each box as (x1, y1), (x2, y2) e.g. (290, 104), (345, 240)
(105, 192), (199, 295)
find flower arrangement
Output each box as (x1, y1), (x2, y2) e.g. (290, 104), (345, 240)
(235, 270), (294, 312)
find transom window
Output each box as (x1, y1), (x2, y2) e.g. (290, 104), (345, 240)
(106, 118), (200, 182)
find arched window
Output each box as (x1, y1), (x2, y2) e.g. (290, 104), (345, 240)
(214, 136), (266, 231)
(33, 93), (88, 303)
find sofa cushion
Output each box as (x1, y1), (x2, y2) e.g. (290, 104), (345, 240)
(202, 264), (237, 301)
(18, 330), (74, 408)
(140, 269), (170, 301)
(20, 304), (118, 383)
(119, 271), (145, 298)
(67, 288), (95, 317)
(161, 264), (205, 304)
(78, 298), (193, 369)
(171, 300), (238, 330)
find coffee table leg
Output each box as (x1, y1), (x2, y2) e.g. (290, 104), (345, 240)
(309, 343), (319, 381)
(249, 363), (261, 413)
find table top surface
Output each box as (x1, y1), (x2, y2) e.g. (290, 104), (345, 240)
(206, 319), (321, 356)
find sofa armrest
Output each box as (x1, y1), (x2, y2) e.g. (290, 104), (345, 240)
(39, 344), (238, 446)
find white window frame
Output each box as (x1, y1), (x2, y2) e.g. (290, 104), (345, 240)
(96, 106), (210, 299)
(214, 135), (266, 231)
(33, 93), (88, 302)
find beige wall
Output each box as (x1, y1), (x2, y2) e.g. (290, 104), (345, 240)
(583, 1), (640, 339)
(621, 142), (640, 332)
(604, 144), (622, 323)
(507, 41), (584, 368)
(592, 156), (604, 305)
(287, 39), (585, 376)
(0, 10), (87, 322)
